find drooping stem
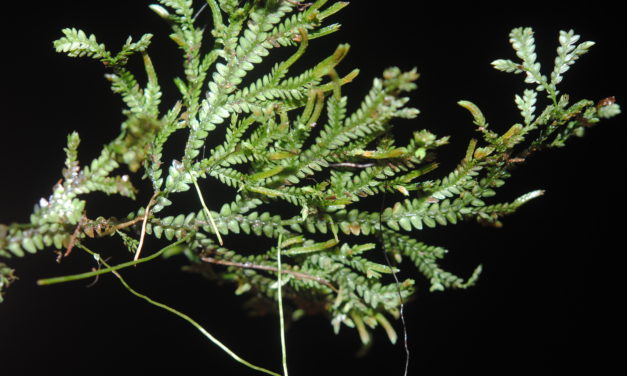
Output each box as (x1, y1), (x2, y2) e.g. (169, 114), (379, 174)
(76, 243), (281, 376)
(190, 171), (224, 245)
(277, 233), (288, 376)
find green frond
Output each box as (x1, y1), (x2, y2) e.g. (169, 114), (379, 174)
(142, 53), (162, 117)
(53, 28), (110, 60)
(468, 190), (544, 226)
(458, 100), (487, 128)
(116, 230), (139, 254)
(0, 222), (71, 258)
(145, 103), (183, 190)
(157, 0), (194, 19)
(381, 197), (469, 232)
(550, 30), (594, 92)
(421, 159), (481, 201)
(63, 132), (80, 170)
(53, 28), (153, 68)
(283, 238), (338, 256)
(105, 69), (148, 114)
(2, 2), (619, 360)
(148, 204), (287, 242)
(382, 231), (481, 292)
(492, 26), (599, 111)
(502, 27), (549, 92)
(117, 34), (154, 64)
(515, 89), (537, 126)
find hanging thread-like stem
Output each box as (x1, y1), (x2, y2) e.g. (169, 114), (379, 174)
(76, 243), (281, 376)
(277, 233), (289, 376)
(190, 171), (224, 245)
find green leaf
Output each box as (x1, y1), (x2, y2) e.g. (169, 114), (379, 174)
(551, 30), (594, 90)
(283, 239), (339, 256)
(53, 28), (109, 60)
(458, 100), (487, 127)
(515, 89), (537, 126)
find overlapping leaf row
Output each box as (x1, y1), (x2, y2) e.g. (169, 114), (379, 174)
(0, 0), (620, 345)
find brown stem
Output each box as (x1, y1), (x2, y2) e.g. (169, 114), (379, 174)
(64, 215), (86, 257)
(134, 191), (160, 261)
(201, 256), (338, 293)
(110, 216), (144, 232)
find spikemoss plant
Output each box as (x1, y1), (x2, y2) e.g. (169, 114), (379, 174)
(0, 0), (620, 374)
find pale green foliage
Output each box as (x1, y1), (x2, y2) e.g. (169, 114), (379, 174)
(492, 26), (595, 104)
(54, 28), (153, 67)
(0, 0), (620, 353)
(0, 132), (136, 259)
(551, 30), (595, 91)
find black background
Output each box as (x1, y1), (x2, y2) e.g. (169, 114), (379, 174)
(0, 1), (625, 375)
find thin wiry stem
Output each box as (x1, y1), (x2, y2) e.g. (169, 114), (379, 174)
(134, 191), (159, 261)
(277, 233), (288, 376)
(200, 256), (338, 293)
(63, 216), (84, 257)
(77, 243), (281, 376)
(37, 235), (191, 286)
(378, 185), (410, 376)
(191, 172), (224, 245)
